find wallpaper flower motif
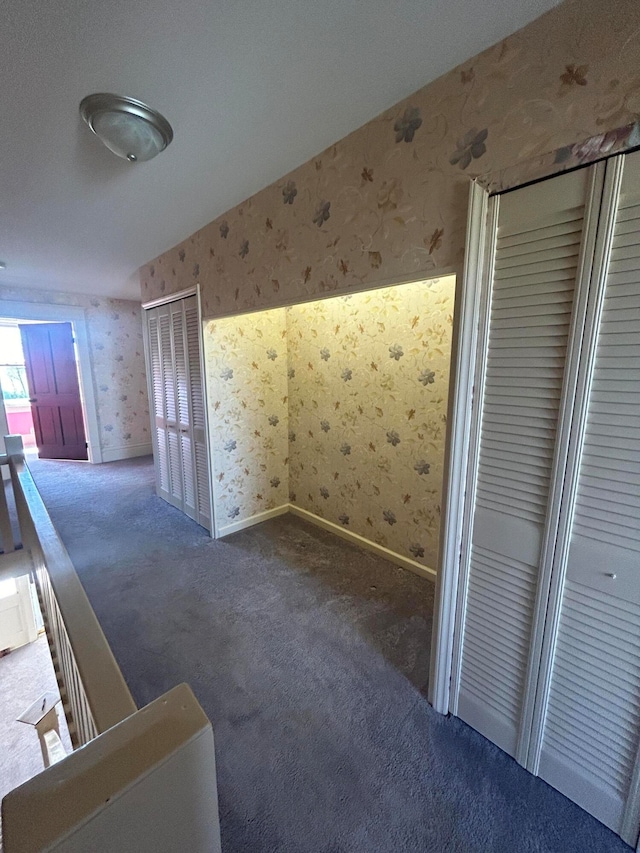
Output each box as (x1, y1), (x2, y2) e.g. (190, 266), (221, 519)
(312, 201), (331, 227)
(204, 308), (289, 531)
(449, 128), (488, 170)
(394, 107), (423, 143)
(287, 277), (454, 570)
(282, 181), (298, 205)
(204, 277), (453, 569)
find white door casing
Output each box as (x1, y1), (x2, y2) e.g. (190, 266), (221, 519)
(0, 301), (102, 463)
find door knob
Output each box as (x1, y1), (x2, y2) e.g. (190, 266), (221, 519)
(605, 572), (617, 579)
(29, 398), (37, 403)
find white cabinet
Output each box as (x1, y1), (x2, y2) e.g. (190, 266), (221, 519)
(0, 574), (38, 651)
(144, 294), (211, 531)
(451, 151), (640, 846)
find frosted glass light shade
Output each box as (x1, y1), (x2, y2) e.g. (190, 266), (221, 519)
(80, 93), (173, 163)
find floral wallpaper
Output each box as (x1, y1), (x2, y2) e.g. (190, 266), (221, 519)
(204, 277), (454, 570)
(204, 309), (289, 532)
(0, 285), (149, 457)
(287, 277), (454, 570)
(140, 0), (640, 323)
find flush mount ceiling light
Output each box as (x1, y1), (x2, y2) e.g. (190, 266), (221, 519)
(79, 93), (173, 163)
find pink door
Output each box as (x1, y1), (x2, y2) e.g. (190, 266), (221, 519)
(19, 323), (88, 460)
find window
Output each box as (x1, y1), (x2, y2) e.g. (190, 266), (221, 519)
(0, 325), (29, 400)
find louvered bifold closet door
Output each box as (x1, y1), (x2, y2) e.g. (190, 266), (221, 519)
(455, 169), (592, 757)
(145, 295), (211, 532)
(184, 296), (211, 528)
(171, 300), (197, 521)
(538, 151), (640, 842)
(147, 310), (171, 503)
(158, 303), (184, 510)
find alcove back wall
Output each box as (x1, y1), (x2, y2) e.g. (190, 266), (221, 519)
(205, 277), (454, 572)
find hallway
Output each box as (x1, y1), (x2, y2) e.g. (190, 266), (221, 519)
(28, 456), (628, 853)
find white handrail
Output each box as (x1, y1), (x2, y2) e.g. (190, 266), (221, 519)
(1, 438), (221, 852)
(6, 438), (136, 743)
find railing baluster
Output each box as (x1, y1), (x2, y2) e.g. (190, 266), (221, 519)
(0, 459), (16, 553)
(6, 444), (136, 747)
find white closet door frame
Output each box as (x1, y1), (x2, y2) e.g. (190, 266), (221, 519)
(142, 284), (215, 536)
(447, 192), (498, 719)
(195, 285), (216, 535)
(429, 180), (489, 714)
(178, 298), (199, 522)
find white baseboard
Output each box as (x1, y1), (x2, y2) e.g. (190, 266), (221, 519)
(287, 504), (436, 582)
(101, 443), (153, 463)
(216, 504), (289, 537)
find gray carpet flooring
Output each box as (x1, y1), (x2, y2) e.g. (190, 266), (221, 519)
(28, 456), (630, 853)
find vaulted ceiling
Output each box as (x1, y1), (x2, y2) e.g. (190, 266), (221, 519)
(1, 0), (560, 300)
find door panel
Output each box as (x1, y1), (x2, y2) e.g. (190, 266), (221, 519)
(456, 168), (590, 757)
(19, 323), (87, 460)
(538, 151), (640, 841)
(158, 307), (183, 506)
(171, 301), (196, 520)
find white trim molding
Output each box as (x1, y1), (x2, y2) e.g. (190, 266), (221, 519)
(428, 180), (489, 714)
(215, 502), (437, 581)
(288, 505), (436, 582)
(101, 443), (153, 464)
(216, 504), (289, 537)
(142, 286), (197, 310)
(0, 300), (103, 464)
(196, 285), (216, 538)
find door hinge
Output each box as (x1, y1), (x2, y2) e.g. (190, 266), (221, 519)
(85, 441), (89, 449)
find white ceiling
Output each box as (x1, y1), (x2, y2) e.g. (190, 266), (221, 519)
(1, 0), (560, 301)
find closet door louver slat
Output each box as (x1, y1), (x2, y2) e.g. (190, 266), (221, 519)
(538, 155), (640, 841)
(456, 169), (588, 759)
